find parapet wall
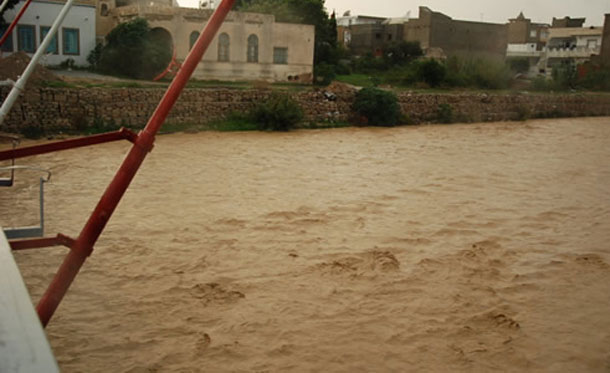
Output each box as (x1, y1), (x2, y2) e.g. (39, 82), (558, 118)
(1, 86), (609, 134)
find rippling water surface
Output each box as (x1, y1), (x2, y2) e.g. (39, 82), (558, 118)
(2, 117), (610, 372)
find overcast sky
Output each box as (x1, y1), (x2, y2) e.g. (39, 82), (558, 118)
(178, 0), (610, 26)
(323, 0), (610, 26)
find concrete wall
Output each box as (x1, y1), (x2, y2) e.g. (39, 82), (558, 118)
(2, 86), (610, 135)
(426, 10), (507, 61)
(508, 15), (548, 49)
(347, 23), (405, 56)
(346, 23), (385, 55)
(2, 0), (96, 66)
(403, 7), (507, 61)
(508, 18), (530, 44)
(338, 7), (507, 61)
(602, 14), (610, 67)
(402, 15), (430, 50)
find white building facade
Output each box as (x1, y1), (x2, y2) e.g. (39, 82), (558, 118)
(1, 0), (96, 66)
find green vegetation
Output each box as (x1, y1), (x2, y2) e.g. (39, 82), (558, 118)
(415, 59), (446, 88)
(436, 103), (454, 124)
(250, 92), (304, 131)
(578, 69), (610, 91)
(341, 55), (513, 91)
(89, 18), (172, 80)
(531, 62), (610, 92)
(444, 57), (512, 89)
(19, 124), (45, 139)
(42, 80), (76, 88)
(383, 41), (424, 67)
(515, 104), (531, 121)
(0, 0), (20, 26)
(353, 87), (401, 127)
(507, 57), (530, 74)
(314, 63), (337, 86)
(335, 74), (377, 88)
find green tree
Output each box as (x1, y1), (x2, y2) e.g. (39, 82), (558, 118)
(0, 0), (21, 26)
(234, 0), (253, 8)
(383, 41), (423, 67)
(552, 61), (577, 90)
(97, 18), (172, 80)
(417, 59), (446, 87)
(353, 87), (401, 126)
(507, 57), (530, 74)
(250, 92), (304, 131)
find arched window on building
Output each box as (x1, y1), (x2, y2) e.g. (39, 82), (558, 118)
(247, 34), (258, 63)
(218, 32), (229, 62)
(189, 31), (200, 50)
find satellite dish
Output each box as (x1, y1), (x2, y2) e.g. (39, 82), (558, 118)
(343, 10), (351, 17)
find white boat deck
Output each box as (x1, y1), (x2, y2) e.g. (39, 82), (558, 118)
(0, 228), (59, 372)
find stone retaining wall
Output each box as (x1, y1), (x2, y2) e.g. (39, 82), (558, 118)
(1, 86), (609, 134)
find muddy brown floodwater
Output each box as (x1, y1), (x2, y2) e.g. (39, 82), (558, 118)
(2, 117), (610, 372)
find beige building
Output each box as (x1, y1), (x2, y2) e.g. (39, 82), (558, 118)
(336, 7), (508, 61)
(544, 26), (603, 73)
(403, 7), (507, 61)
(96, 0), (315, 82)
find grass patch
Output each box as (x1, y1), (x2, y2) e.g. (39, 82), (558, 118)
(85, 81), (163, 89)
(42, 80), (77, 88)
(186, 80), (250, 89)
(335, 74), (377, 88)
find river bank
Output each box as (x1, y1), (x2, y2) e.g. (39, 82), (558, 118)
(1, 84), (610, 137)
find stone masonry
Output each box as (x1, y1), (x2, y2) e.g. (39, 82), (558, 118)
(1, 86), (610, 134)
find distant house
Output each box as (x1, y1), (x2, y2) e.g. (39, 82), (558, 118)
(0, 0), (97, 66)
(506, 12), (550, 75)
(552, 16), (586, 28)
(336, 14), (386, 55)
(543, 25), (603, 73)
(506, 12), (604, 76)
(96, 0), (315, 83)
(507, 12), (549, 52)
(336, 7), (508, 62)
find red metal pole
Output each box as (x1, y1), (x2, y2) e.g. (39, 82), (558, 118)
(0, 0), (33, 48)
(10, 233), (75, 251)
(0, 128), (137, 161)
(35, 0), (236, 327)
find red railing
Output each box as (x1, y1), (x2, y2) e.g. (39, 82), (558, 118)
(4, 0), (236, 326)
